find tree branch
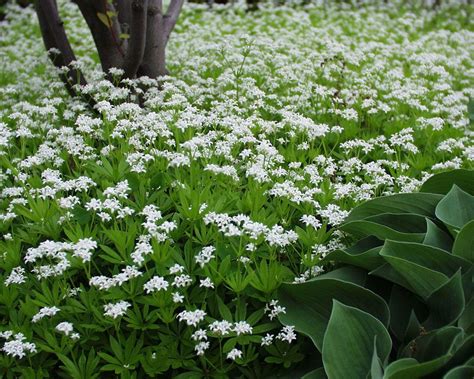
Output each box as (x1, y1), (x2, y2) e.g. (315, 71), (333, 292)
(122, 0), (149, 78)
(34, 0), (94, 105)
(163, 0), (184, 44)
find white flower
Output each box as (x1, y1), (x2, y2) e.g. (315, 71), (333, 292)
(195, 341), (210, 356)
(32, 306), (60, 323)
(5, 267), (26, 286)
(276, 325), (297, 343)
(199, 278), (214, 289)
(1, 333), (36, 358)
(227, 348), (242, 361)
(195, 246), (216, 268)
(172, 292), (184, 303)
(103, 301), (131, 319)
(261, 333), (274, 346)
(169, 264), (184, 274)
(177, 310), (206, 327)
(265, 300), (286, 320)
(172, 274), (192, 288)
(144, 276), (169, 293)
(209, 320), (232, 336)
(233, 321), (253, 336)
(55, 322), (74, 336)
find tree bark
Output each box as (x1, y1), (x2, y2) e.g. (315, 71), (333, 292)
(122, 0), (149, 78)
(72, 0), (124, 73)
(138, 0), (167, 77)
(34, 0), (89, 98)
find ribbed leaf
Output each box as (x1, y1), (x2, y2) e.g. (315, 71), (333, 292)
(443, 366), (474, 379)
(420, 169), (474, 196)
(341, 213), (427, 242)
(423, 218), (453, 252)
(379, 240), (471, 299)
(435, 185), (474, 230)
(452, 220), (474, 263)
(424, 270), (465, 329)
(322, 246), (383, 271)
(277, 269), (389, 351)
(345, 193), (442, 223)
(322, 301), (392, 379)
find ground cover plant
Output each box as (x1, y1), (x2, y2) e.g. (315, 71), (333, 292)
(0, 0), (473, 377)
(277, 169), (474, 378)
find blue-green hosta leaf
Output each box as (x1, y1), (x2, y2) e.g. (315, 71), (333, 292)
(436, 185), (474, 231)
(443, 366), (474, 379)
(388, 286), (426, 342)
(401, 326), (463, 362)
(371, 337), (384, 379)
(423, 218), (453, 252)
(277, 268), (390, 352)
(458, 298), (474, 334)
(378, 240), (472, 299)
(301, 368), (327, 379)
(452, 220), (474, 263)
(322, 301), (392, 379)
(344, 193), (443, 223)
(383, 355), (452, 379)
(424, 270), (465, 329)
(322, 246), (384, 271)
(420, 169), (474, 196)
(341, 213), (427, 242)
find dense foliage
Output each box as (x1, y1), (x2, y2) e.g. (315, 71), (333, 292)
(278, 169), (474, 378)
(0, 1), (473, 378)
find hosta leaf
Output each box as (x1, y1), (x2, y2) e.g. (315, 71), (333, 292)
(322, 246), (383, 271)
(301, 368), (327, 379)
(401, 326), (463, 362)
(452, 220), (474, 263)
(345, 193), (442, 223)
(322, 301), (392, 379)
(277, 269), (389, 351)
(443, 366), (474, 379)
(341, 213), (427, 242)
(423, 218), (453, 252)
(383, 355), (452, 379)
(388, 285), (426, 342)
(371, 337), (384, 379)
(458, 298), (474, 334)
(420, 169), (474, 196)
(378, 240), (471, 299)
(424, 270), (465, 329)
(435, 185), (474, 230)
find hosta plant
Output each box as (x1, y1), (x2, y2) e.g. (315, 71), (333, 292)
(277, 169), (474, 379)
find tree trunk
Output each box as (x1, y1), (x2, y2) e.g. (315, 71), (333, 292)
(138, 0), (168, 77)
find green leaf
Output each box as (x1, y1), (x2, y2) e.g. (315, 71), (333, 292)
(277, 270), (389, 351)
(378, 240), (471, 299)
(322, 246), (383, 271)
(420, 170), (474, 196)
(383, 355), (451, 379)
(436, 185), (474, 230)
(341, 213), (427, 242)
(345, 193), (442, 223)
(322, 301), (392, 379)
(97, 12), (112, 28)
(301, 367), (327, 379)
(401, 326), (463, 362)
(423, 218), (453, 252)
(371, 337), (384, 379)
(443, 366), (474, 379)
(388, 285), (426, 342)
(452, 220), (474, 263)
(424, 270), (465, 329)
